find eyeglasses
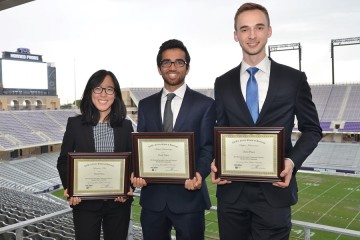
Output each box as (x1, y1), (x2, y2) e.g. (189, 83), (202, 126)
(92, 87), (115, 95)
(160, 59), (187, 68)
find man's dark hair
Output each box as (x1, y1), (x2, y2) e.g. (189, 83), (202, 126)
(234, 2), (270, 30)
(156, 39), (191, 69)
(80, 69), (127, 127)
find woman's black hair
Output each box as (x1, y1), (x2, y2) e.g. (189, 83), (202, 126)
(79, 69), (127, 127)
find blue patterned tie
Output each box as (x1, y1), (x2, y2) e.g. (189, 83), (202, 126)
(246, 67), (259, 123)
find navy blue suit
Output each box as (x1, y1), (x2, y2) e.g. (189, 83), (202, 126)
(137, 86), (216, 239)
(214, 59), (322, 239)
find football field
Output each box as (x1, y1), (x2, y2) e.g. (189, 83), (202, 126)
(53, 172), (360, 239)
(130, 172), (360, 239)
(290, 172), (360, 240)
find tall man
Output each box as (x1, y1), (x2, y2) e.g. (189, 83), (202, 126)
(212, 3), (322, 240)
(135, 39), (216, 240)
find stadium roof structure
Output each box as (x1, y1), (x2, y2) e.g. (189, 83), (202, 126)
(0, 0), (33, 11)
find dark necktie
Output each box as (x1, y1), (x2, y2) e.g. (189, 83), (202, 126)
(163, 93), (176, 132)
(246, 67), (260, 123)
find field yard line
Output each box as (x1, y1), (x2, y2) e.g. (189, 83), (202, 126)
(297, 184), (313, 193)
(315, 185), (360, 224)
(345, 208), (360, 228)
(335, 208), (360, 240)
(292, 182), (341, 215)
(205, 221), (214, 228)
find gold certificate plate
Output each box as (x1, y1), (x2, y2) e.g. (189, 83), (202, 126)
(67, 152), (131, 199)
(215, 127), (285, 182)
(132, 132), (195, 184)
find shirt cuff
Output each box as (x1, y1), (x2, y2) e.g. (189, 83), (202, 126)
(285, 158), (295, 169)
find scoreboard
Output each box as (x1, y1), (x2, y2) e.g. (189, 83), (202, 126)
(0, 50), (57, 96)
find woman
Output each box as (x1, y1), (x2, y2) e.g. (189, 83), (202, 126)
(57, 69), (133, 240)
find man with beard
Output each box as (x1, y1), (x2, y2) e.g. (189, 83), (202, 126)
(134, 39), (216, 240)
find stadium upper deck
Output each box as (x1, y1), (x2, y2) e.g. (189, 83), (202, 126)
(129, 84), (360, 132)
(0, 83), (359, 154)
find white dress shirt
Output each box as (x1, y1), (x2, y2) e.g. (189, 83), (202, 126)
(161, 83), (186, 127)
(240, 57), (271, 113)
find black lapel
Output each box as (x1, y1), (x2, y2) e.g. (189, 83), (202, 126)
(83, 123), (96, 152)
(230, 64), (254, 125)
(154, 90), (164, 131)
(173, 86), (192, 131)
(257, 59), (280, 124)
(113, 126), (121, 152)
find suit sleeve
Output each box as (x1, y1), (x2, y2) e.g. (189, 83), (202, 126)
(124, 119), (134, 152)
(289, 73), (322, 170)
(57, 117), (76, 189)
(137, 100), (146, 132)
(197, 100), (216, 179)
(214, 77), (229, 127)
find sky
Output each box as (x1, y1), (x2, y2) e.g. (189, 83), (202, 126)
(0, 0), (360, 104)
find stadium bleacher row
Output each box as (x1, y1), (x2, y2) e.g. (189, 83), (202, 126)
(0, 84), (359, 152)
(0, 110), (79, 151)
(0, 186), (74, 240)
(305, 84), (360, 132)
(130, 84), (360, 133)
(0, 152), (61, 193)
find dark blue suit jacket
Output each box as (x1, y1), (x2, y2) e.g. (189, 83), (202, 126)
(137, 86), (216, 213)
(214, 59), (322, 207)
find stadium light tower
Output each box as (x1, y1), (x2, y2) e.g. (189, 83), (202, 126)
(331, 37), (360, 85)
(268, 43), (302, 71)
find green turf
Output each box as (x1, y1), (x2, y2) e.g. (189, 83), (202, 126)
(52, 188), (66, 200)
(290, 173), (360, 240)
(52, 172), (360, 239)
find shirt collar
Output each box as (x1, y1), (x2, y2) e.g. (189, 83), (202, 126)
(241, 57), (271, 75)
(162, 83), (187, 99)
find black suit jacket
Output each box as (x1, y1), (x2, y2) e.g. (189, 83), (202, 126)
(214, 59), (322, 207)
(137, 86), (216, 213)
(57, 115), (133, 210)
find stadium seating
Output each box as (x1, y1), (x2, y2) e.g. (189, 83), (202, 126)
(319, 121), (333, 132)
(129, 85), (360, 131)
(339, 122), (360, 132)
(310, 85), (332, 120)
(342, 85), (360, 121)
(302, 142), (360, 173)
(0, 186), (74, 239)
(0, 110), (79, 151)
(129, 88), (160, 106)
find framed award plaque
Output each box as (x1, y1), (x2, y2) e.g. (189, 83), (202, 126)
(214, 127), (285, 182)
(68, 152), (131, 199)
(132, 132), (195, 184)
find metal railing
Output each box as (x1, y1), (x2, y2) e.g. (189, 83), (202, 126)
(0, 208), (72, 239)
(1, 200), (360, 240)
